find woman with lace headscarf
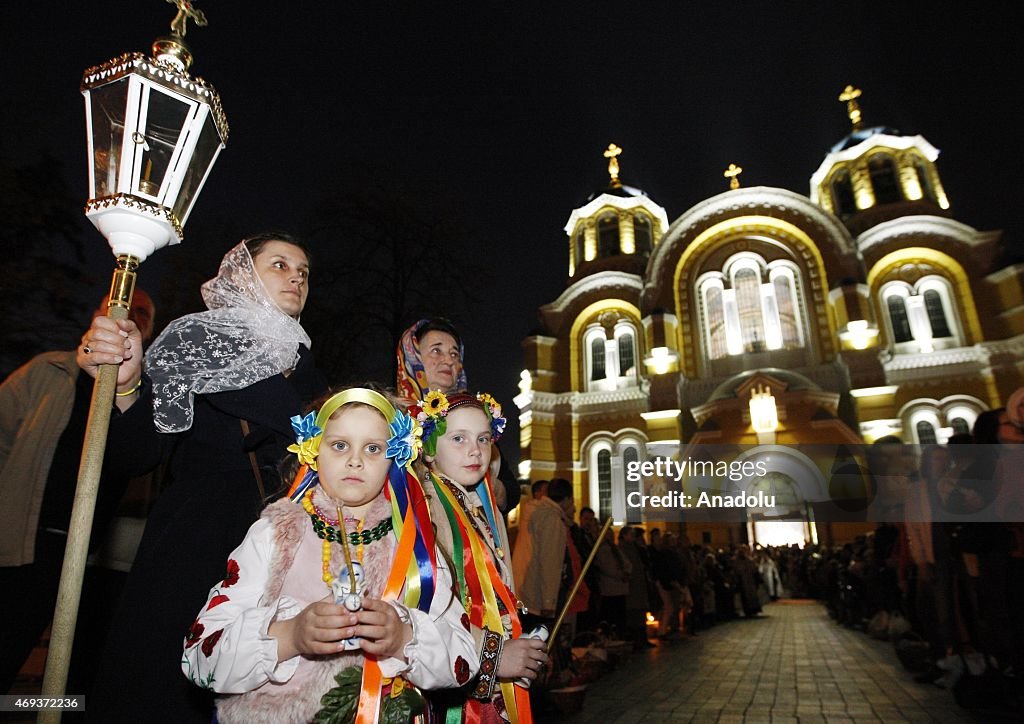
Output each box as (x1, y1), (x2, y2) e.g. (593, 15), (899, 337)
(77, 233), (327, 723)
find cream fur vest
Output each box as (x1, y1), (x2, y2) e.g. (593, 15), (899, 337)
(217, 493), (397, 724)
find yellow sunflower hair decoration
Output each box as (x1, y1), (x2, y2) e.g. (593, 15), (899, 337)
(422, 390), (449, 417)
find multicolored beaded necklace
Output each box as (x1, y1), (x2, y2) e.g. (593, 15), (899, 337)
(301, 488), (393, 587)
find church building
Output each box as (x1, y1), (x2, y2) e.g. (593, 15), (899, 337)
(512, 88), (1024, 547)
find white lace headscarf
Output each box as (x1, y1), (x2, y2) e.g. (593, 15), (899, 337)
(145, 239), (312, 433)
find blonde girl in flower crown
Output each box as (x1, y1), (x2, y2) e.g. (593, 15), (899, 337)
(412, 390), (548, 724)
(182, 387), (478, 724)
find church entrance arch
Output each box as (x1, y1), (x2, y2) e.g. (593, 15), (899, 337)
(727, 446), (827, 547)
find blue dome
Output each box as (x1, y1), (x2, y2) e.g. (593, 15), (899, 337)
(585, 182), (648, 204)
(830, 125), (905, 153)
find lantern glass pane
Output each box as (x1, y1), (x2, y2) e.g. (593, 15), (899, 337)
(173, 112), (221, 225)
(136, 88), (191, 198)
(89, 81), (129, 198)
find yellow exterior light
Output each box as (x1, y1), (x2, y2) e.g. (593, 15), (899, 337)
(749, 385), (779, 433)
(647, 346), (675, 375)
(840, 319), (879, 350)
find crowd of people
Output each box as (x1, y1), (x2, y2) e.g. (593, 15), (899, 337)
(511, 483), (788, 652)
(809, 392), (1024, 713)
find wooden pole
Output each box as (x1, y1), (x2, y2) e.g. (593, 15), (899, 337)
(547, 516), (613, 650)
(39, 256), (137, 722)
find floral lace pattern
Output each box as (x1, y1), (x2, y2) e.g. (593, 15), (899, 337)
(145, 241), (311, 432)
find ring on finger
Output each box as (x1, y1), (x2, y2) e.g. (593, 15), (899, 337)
(82, 344), (92, 355)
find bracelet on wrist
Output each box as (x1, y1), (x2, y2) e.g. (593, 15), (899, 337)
(116, 379), (142, 397)
(471, 629), (504, 699)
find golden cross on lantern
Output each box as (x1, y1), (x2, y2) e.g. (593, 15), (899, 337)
(604, 143), (623, 187)
(839, 85), (863, 130)
(167, 0), (208, 38)
(724, 163), (743, 190)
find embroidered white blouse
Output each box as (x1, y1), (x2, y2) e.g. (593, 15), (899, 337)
(181, 502), (478, 701)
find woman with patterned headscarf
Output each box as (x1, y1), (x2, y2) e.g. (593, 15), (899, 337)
(395, 318), (521, 514)
(77, 233), (327, 723)
(395, 317), (467, 402)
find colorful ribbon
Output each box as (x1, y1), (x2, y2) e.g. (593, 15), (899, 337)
(430, 471), (531, 724)
(281, 388), (438, 724)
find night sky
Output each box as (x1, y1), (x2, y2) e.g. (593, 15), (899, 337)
(3, 3), (1019, 464)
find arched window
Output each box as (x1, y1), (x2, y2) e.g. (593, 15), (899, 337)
(574, 227), (586, 271)
(903, 403), (948, 445)
(585, 321), (638, 391)
(585, 437), (644, 524)
(598, 213), (619, 257)
(634, 214), (653, 257)
(617, 331), (636, 377)
(697, 256), (807, 363)
(869, 153), (902, 205)
(831, 169), (858, 216)
(944, 402), (982, 437)
(886, 295), (913, 343)
(923, 289), (952, 338)
(950, 417), (971, 436)
(623, 446), (642, 524)
(596, 449), (612, 521)
(734, 265), (765, 352)
(590, 336), (606, 381)
(916, 420), (937, 445)
(914, 158), (936, 204)
(884, 277), (961, 354)
(772, 271), (803, 348)
(703, 284), (728, 360)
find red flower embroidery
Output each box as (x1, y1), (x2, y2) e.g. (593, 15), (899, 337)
(460, 613), (471, 631)
(201, 629), (224, 657)
(222, 559), (240, 588)
(185, 619), (205, 648)
(454, 656), (471, 684)
(207, 594), (230, 610)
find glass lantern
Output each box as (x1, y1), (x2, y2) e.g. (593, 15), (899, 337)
(82, 45), (228, 261)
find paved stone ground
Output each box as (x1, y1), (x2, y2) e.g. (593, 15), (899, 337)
(547, 600), (1013, 724)
(5, 600), (1015, 723)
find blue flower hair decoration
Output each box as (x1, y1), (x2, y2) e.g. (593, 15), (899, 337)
(387, 411), (422, 469)
(476, 392), (506, 442)
(287, 411), (323, 469)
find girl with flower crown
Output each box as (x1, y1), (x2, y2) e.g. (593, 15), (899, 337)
(181, 387), (477, 723)
(411, 390), (547, 724)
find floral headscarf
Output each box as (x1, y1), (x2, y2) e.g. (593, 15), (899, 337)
(145, 240), (310, 432)
(395, 319), (468, 403)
